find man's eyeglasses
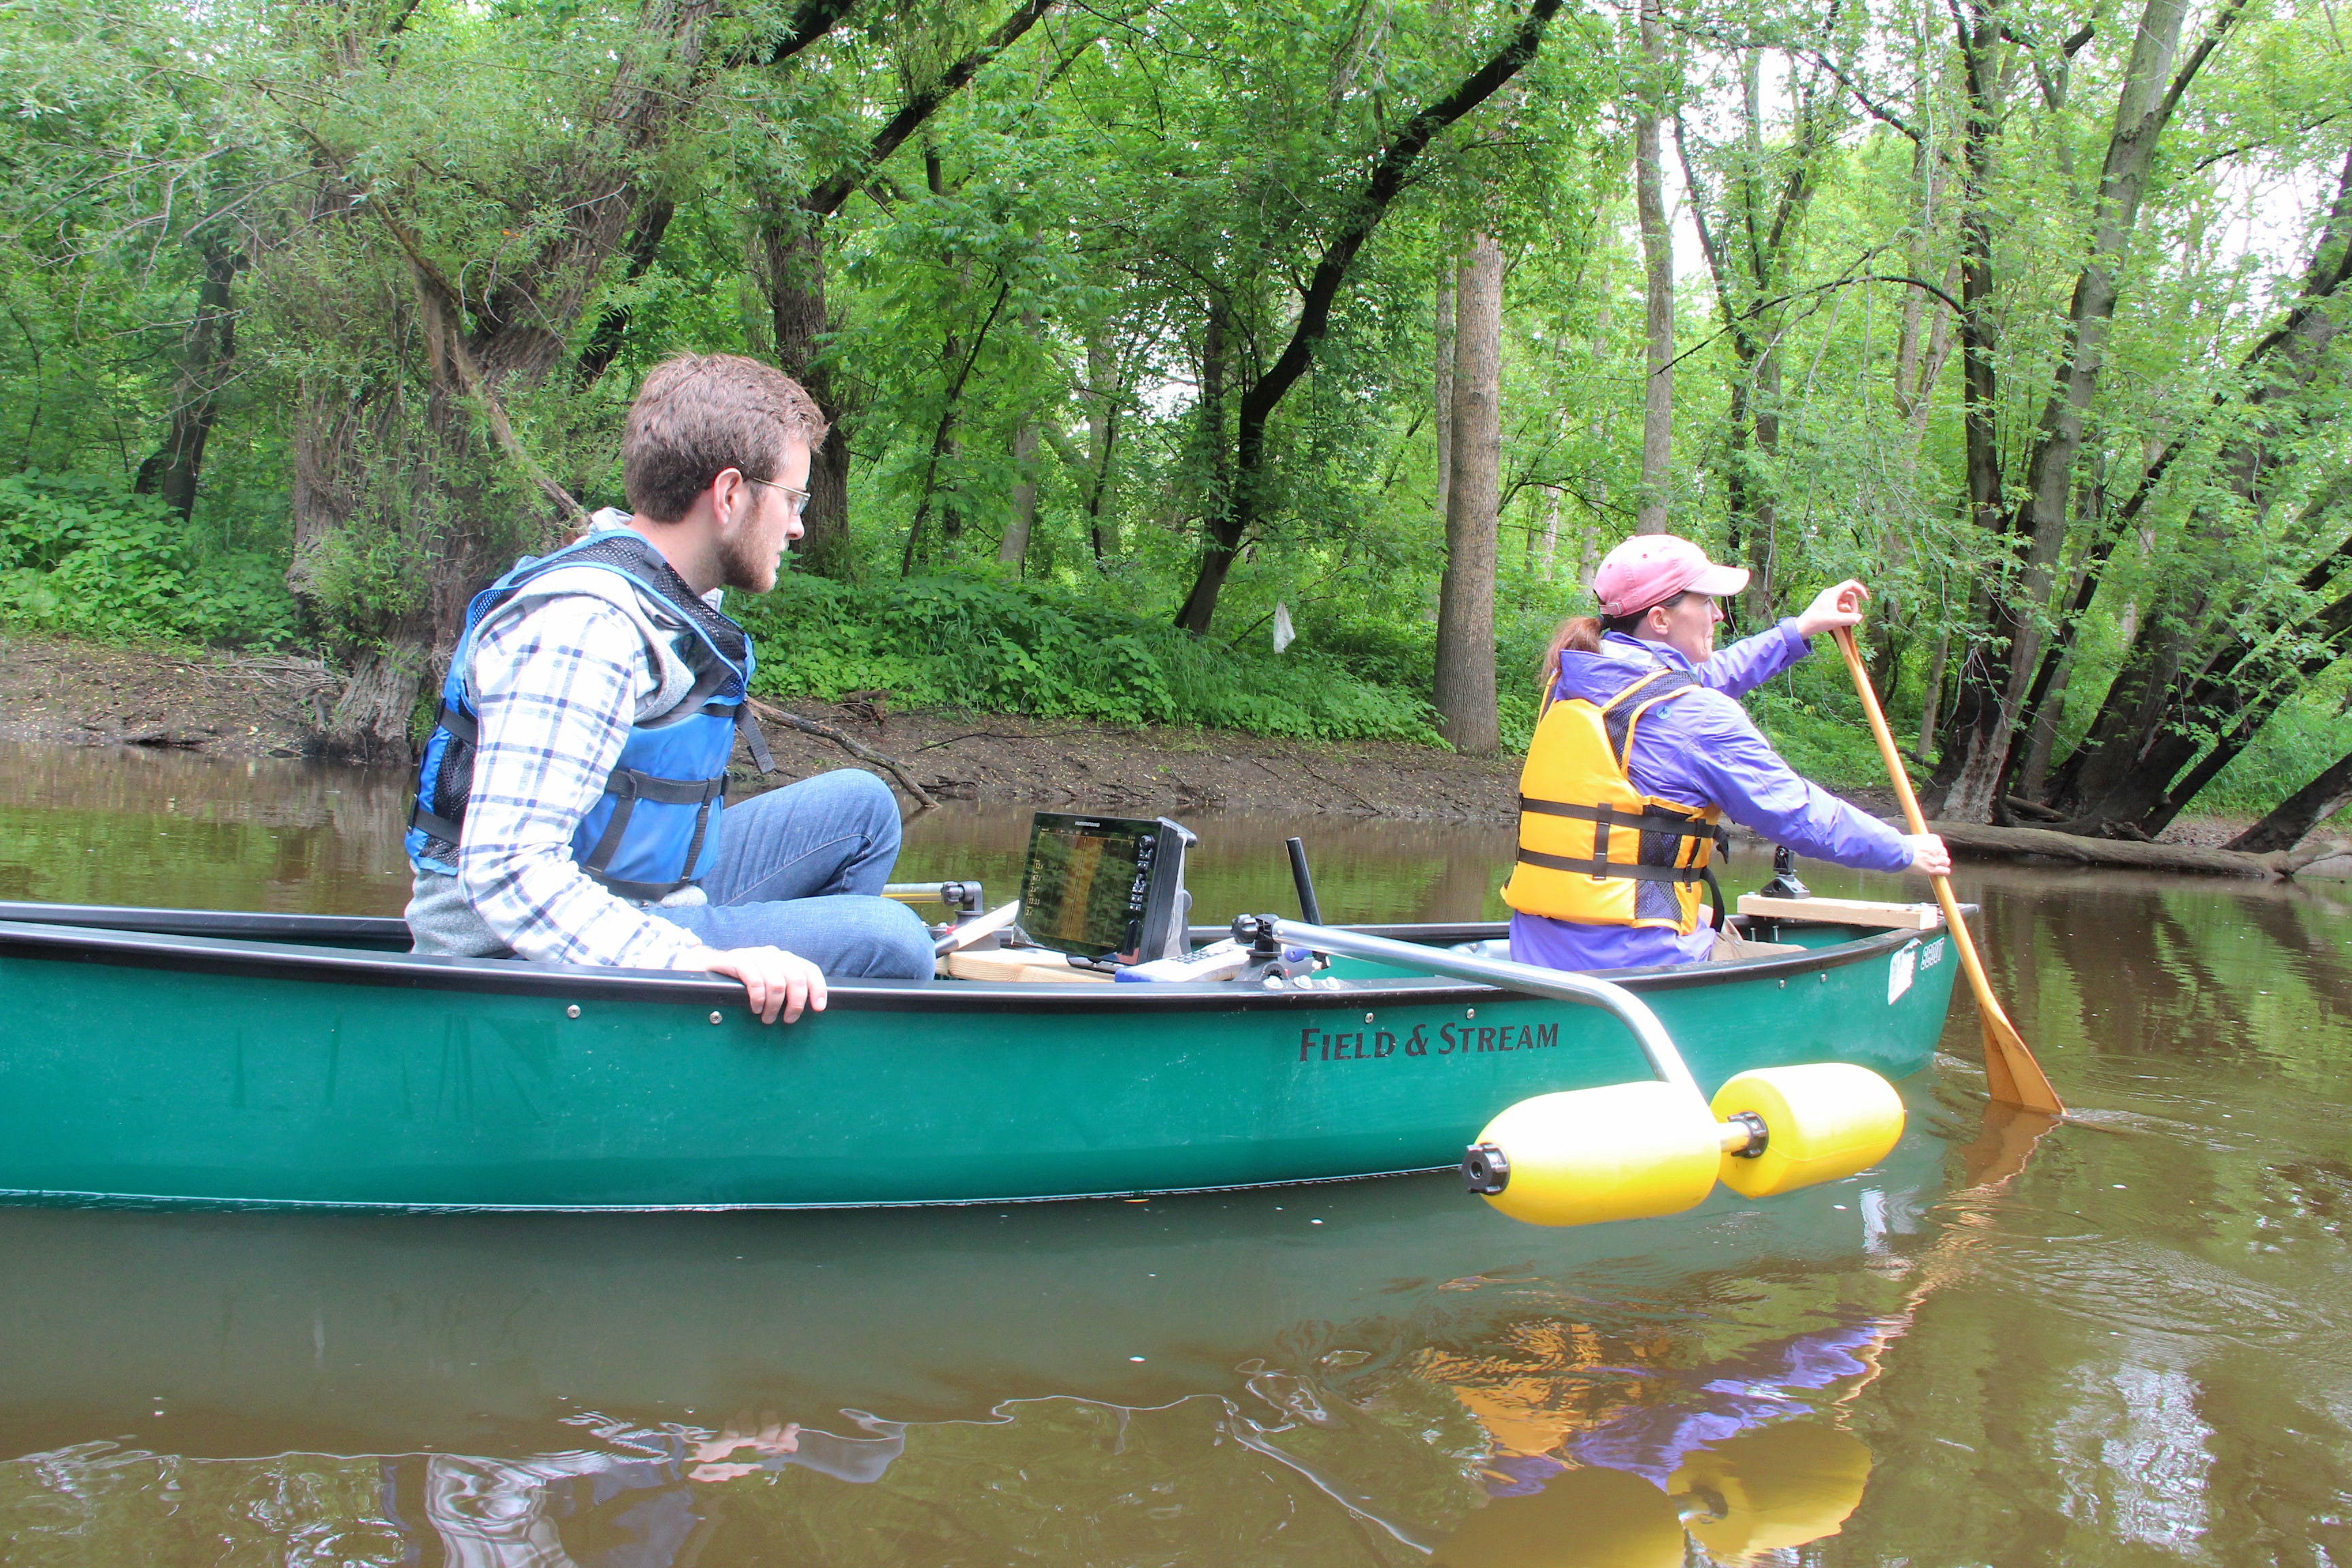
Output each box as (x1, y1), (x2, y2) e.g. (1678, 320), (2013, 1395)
(746, 477), (811, 517)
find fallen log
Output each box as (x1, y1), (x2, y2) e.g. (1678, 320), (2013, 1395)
(1925, 820), (2352, 880)
(746, 698), (940, 809)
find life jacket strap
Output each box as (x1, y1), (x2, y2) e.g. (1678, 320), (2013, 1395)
(406, 701), (480, 849)
(602, 768), (729, 807)
(435, 702), (479, 745)
(1513, 848), (1709, 883)
(591, 870), (704, 902)
(408, 804), (466, 843)
(576, 766), (727, 902)
(737, 704), (776, 774)
(1515, 798), (1713, 838)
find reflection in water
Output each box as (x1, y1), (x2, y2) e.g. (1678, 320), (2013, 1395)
(2, 1344), (1871, 1567)
(400, 1414), (903, 1568)
(0, 739), (412, 914)
(5, 740), (2352, 1564)
(0, 740), (1529, 924)
(1433, 1423), (1870, 1568)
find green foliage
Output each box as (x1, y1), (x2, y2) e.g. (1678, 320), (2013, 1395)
(0, 473), (296, 647)
(1745, 656), (1906, 795)
(738, 574), (1438, 742)
(2198, 680), (2352, 821)
(1, 0), (2349, 836)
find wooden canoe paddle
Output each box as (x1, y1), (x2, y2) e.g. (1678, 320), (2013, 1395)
(1831, 628), (2065, 1115)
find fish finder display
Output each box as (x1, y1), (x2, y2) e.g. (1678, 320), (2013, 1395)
(1019, 813), (1163, 961)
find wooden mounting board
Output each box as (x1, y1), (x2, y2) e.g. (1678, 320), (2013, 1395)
(1735, 894), (1943, 930)
(941, 946), (1115, 983)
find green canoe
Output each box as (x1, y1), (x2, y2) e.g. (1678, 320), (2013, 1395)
(0, 900), (1956, 1211)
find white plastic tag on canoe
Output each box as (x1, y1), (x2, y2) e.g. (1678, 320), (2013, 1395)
(1888, 940), (1918, 1004)
(1921, 936), (1946, 970)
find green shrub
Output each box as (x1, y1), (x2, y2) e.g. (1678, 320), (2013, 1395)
(0, 472), (297, 648)
(1745, 652), (1899, 793)
(736, 574), (1439, 742)
(2194, 680), (2352, 821)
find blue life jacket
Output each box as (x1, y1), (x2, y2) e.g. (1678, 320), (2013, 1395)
(405, 527), (770, 902)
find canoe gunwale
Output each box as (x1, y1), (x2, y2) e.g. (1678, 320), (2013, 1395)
(0, 904), (1929, 1014)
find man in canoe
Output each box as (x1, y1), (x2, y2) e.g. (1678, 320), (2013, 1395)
(1505, 534), (1950, 973)
(403, 353), (933, 1021)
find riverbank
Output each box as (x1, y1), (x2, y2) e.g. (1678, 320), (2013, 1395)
(5, 632), (2339, 866)
(0, 633), (1523, 820)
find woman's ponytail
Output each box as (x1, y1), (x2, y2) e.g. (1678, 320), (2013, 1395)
(1540, 617), (1605, 696)
(1539, 596), (1680, 696)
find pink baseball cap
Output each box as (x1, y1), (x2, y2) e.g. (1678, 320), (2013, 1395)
(1592, 534), (1750, 617)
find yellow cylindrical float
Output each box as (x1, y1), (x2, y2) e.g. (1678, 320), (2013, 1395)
(1465, 1081), (1722, 1228)
(1709, 1063), (1904, 1199)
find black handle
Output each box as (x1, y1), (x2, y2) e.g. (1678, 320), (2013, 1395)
(1285, 836), (1323, 926)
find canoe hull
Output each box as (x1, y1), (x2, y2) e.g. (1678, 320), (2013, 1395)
(0, 912), (1957, 1209)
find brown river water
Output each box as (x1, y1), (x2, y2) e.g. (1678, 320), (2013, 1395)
(2, 738), (2349, 1565)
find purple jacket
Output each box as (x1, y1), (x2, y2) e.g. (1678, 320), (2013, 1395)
(1507, 623), (1910, 973)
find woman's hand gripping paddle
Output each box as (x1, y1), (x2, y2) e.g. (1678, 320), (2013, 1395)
(1831, 628), (2064, 1115)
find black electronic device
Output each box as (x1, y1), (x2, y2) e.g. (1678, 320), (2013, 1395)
(1016, 812), (1196, 964)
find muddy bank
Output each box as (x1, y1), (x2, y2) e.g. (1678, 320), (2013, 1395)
(0, 635), (338, 760)
(742, 702), (1523, 820)
(10, 634), (2336, 870)
(0, 633), (1523, 820)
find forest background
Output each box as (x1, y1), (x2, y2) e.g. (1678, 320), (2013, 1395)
(1, 0), (2349, 844)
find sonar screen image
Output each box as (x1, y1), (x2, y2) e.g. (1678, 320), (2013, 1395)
(1020, 815), (1158, 960)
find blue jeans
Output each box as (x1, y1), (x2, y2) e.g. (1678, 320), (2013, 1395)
(655, 769), (934, 980)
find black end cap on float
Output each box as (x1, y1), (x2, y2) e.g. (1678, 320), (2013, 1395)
(1725, 1111), (1769, 1158)
(1462, 1142), (1510, 1196)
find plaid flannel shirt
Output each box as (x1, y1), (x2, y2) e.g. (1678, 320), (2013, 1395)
(455, 593), (708, 970)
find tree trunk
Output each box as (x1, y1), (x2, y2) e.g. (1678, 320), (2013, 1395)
(2017, 634), (2077, 798)
(1173, 299), (1235, 633)
(1434, 237), (1502, 755)
(1674, 55), (1831, 619)
(1932, 0), (2006, 802)
(2048, 149), (2352, 826)
(2225, 749), (2352, 854)
(1930, 819), (2346, 879)
(1171, 0), (1565, 633)
(1938, 0), (2236, 820)
(1915, 632), (1950, 763)
(1434, 267), (1455, 522)
(900, 276), (1011, 574)
(1083, 328), (1122, 561)
(998, 421), (1040, 568)
(1633, 0), (1672, 536)
(766, 218), (856, 579)
(574, 197), (676, 387)
(133, 240), (238, 522)
(755, 0), (1059, 581)
(1744, 342), (1780, 621)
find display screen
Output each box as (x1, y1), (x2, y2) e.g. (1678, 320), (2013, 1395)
(1018, 813), (1162, 960)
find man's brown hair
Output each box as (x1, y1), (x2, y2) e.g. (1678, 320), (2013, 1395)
(623, 353), (828, 522)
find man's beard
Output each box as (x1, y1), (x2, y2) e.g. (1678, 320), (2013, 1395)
(715, 522), (781, 593)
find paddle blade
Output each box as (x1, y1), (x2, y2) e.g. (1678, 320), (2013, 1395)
(1978, 1007), (2063, 1115)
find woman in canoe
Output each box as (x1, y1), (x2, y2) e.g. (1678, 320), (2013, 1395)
(1504, 534), (1950, 973)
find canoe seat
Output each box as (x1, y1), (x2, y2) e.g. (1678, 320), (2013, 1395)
(940, 946), (1114, 983)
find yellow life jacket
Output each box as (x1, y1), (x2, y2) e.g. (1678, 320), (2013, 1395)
(1501, 665), (1721, 934)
